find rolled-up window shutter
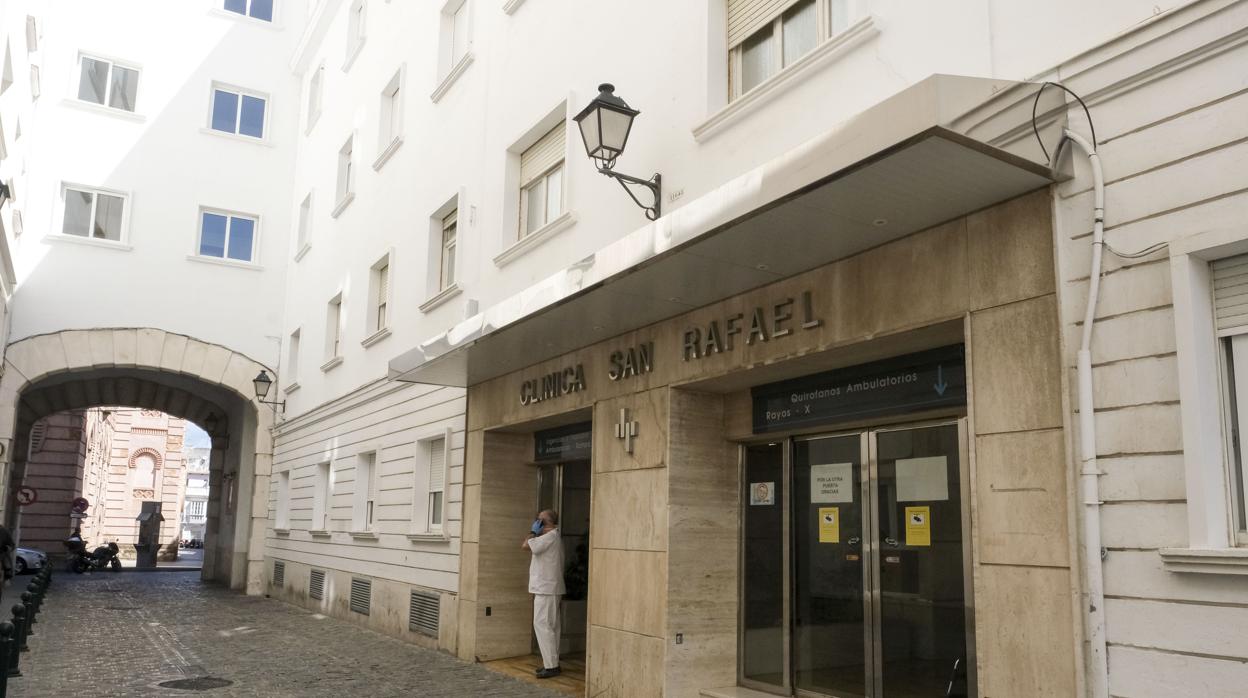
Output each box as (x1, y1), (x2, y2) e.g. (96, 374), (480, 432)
(427, 437), (446, 493)
(520, 124), (565, 186)
(1214, 255), (1248, 336)
(377, 263), (389, 301)
(728, 0), (800, 48)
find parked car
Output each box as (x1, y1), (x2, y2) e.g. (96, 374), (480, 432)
(14, 547), (47, 575)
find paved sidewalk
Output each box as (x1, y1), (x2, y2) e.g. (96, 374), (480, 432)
(8, 571), (561, 697)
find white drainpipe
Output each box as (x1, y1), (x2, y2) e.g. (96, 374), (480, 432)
(1060, 128), (1110, 698)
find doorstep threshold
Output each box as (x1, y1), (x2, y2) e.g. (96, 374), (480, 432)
(701, 687), (781, 698)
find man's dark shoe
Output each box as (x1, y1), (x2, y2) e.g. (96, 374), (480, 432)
(535, 667), (561, 679)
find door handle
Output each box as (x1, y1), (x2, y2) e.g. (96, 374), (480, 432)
(884, 537), (900, 547)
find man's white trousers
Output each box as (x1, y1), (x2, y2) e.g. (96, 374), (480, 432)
(533, 593), (561, 669)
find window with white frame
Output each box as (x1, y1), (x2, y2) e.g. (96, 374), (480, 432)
(211, 86), (266, 138)
(224, 0), (274, 21)
(437, 0), (471, 82)
(0, 116), (7, 160)
(336, 136), (355, 208)
(29, 64), (39, 99)
(198, 209), (257, 262)
(62, 186), (125, 241)
(519, 123), (565, 237)
(287, 329), (301, 384)
(325, 294), (343, 361)
(296, 193), (312, 255)
(367, 254), (391, 336)
(377, 68), (403, 158)
(728, 0), (852, 99)
(451, 2), (470, 66)
(423, 435), (449, 531)
(276, 470), (290, 529)
(307, 64), (324, 131)
(25, 16), (37, 52)
(345, 0), (366, 68)
(353, 452), (376, 531)
(440, 210), (457, 291)
(312, 461), (330, 531)
(77, 54), (139, 111)
(1213, 254), (1248, 542)
(1, 42), (12, 95)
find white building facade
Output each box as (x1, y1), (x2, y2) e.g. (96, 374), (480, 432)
(0, 0), (1246, 695)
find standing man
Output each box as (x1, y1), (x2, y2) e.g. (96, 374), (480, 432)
(522, 509), (565, 679)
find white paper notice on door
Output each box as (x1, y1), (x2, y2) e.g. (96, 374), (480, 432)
(895, 456), (949, 502)
(810, 463), (854, 503)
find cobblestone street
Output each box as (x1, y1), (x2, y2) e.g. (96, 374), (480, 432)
(8, 571), (561, 697)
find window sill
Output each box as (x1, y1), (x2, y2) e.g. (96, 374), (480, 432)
(198, 127), (273, 147)
(186, 254), (263, 271)
(308, 529), (331, 538)
(294, 242), (311, 262)
(494, 210), (576, 267)
(406, 531), (449, 543)
(1159, 547), (1248, 575)
(44, 234), (133, 252)
(61, 98), (145, 122)
(361, 327), (391, 348)
(372, 136), (404, 171)
(343, 41), (366, 72)
(282, 381), (301, 395)
(419, 283), (462, 313)
(274, 528), (291, 536)
(348, 530), (378, 540)
(502, 0), (526, 14)
(331, 193), (355, 218)
(320, 356), (344, 372)
(431, 52), (474, 103)
(692, 16), (879, 143)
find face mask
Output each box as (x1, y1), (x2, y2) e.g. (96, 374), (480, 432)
(531, 519), (544, 535)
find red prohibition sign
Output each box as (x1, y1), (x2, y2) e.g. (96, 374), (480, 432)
(15, 487), (37, 506)
(71, 497), (90, 513)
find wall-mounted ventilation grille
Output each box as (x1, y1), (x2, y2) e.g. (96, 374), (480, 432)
(29, 422), (46, 453)
(272, 561), (285, 587)
(350, 578), (371, 615)
(309, 569), (325, 600)
(409, 590), (440, 637)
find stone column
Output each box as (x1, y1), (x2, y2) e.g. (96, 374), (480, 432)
(202, 437), (229, 583)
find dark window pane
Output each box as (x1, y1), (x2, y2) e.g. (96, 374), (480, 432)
(200, 213), (228, 257)
(224, 0), (246, 15)
(63, 190), (92, 237)
(239, 95), (265, 138)
(742, 443), (784, 688)
(249, 0), (273, 21)
(93, 194), (124, 240)
(109, 66), (139, 112)
(211, 90), (238, 133)
(227, 217), (255, 261)
(78, 57), (107, 104)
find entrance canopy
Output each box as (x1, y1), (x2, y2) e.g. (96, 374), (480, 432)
(390, 75), (1057, 387)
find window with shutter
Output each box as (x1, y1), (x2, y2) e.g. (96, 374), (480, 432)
(727, 0), (854, 100)
(519, 124), (566, 237)
(309, 569), (325, 600)
(1213, 255), (1248, 336)
(427, 436), (446, 529)
(1215, 253), (1248, 538)
(440, 211), (457, 290)
(350, 577), (371, 615)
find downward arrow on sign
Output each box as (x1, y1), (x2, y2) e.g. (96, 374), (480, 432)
(933, 365), (948, 396)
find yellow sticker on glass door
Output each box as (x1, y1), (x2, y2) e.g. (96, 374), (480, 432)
(818, 507), (840, 543)
(905, 506), (931, 547)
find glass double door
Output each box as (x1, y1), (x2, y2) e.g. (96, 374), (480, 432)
(742, 422), (972, 697)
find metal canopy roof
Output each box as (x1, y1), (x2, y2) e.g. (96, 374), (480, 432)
(389, 75), (1055, 387)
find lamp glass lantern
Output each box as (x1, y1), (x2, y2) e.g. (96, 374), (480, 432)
(253, 370), (273, 401)
(573, 83), (639, 171)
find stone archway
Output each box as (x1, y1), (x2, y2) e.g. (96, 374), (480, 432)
(0, 328), (275, 593)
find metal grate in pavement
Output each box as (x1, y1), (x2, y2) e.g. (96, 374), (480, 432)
(157, 676), (234, 691)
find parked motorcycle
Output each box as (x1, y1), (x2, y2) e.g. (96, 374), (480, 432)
(64, 535), (122, 573)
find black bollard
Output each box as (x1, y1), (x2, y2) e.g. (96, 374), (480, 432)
(24, 584), (38, 626)
(0, 621), (11, 694)
(7, 606), (23, 675)
(17, 595), (30, 645)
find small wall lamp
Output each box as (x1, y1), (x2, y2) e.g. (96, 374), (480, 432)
(252, 370), (285, 414)
(573, 84), (662, 220)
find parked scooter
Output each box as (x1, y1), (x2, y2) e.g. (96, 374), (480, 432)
(64, 533), (122, 573)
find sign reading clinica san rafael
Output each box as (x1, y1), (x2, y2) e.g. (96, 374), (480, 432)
(751, 345), (966, 432)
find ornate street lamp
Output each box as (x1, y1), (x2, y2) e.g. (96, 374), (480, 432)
(253, 370), (285, 413)
(573, 83), (662, 220)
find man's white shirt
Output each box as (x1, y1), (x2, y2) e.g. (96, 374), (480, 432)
(528, 529), (566, 595)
